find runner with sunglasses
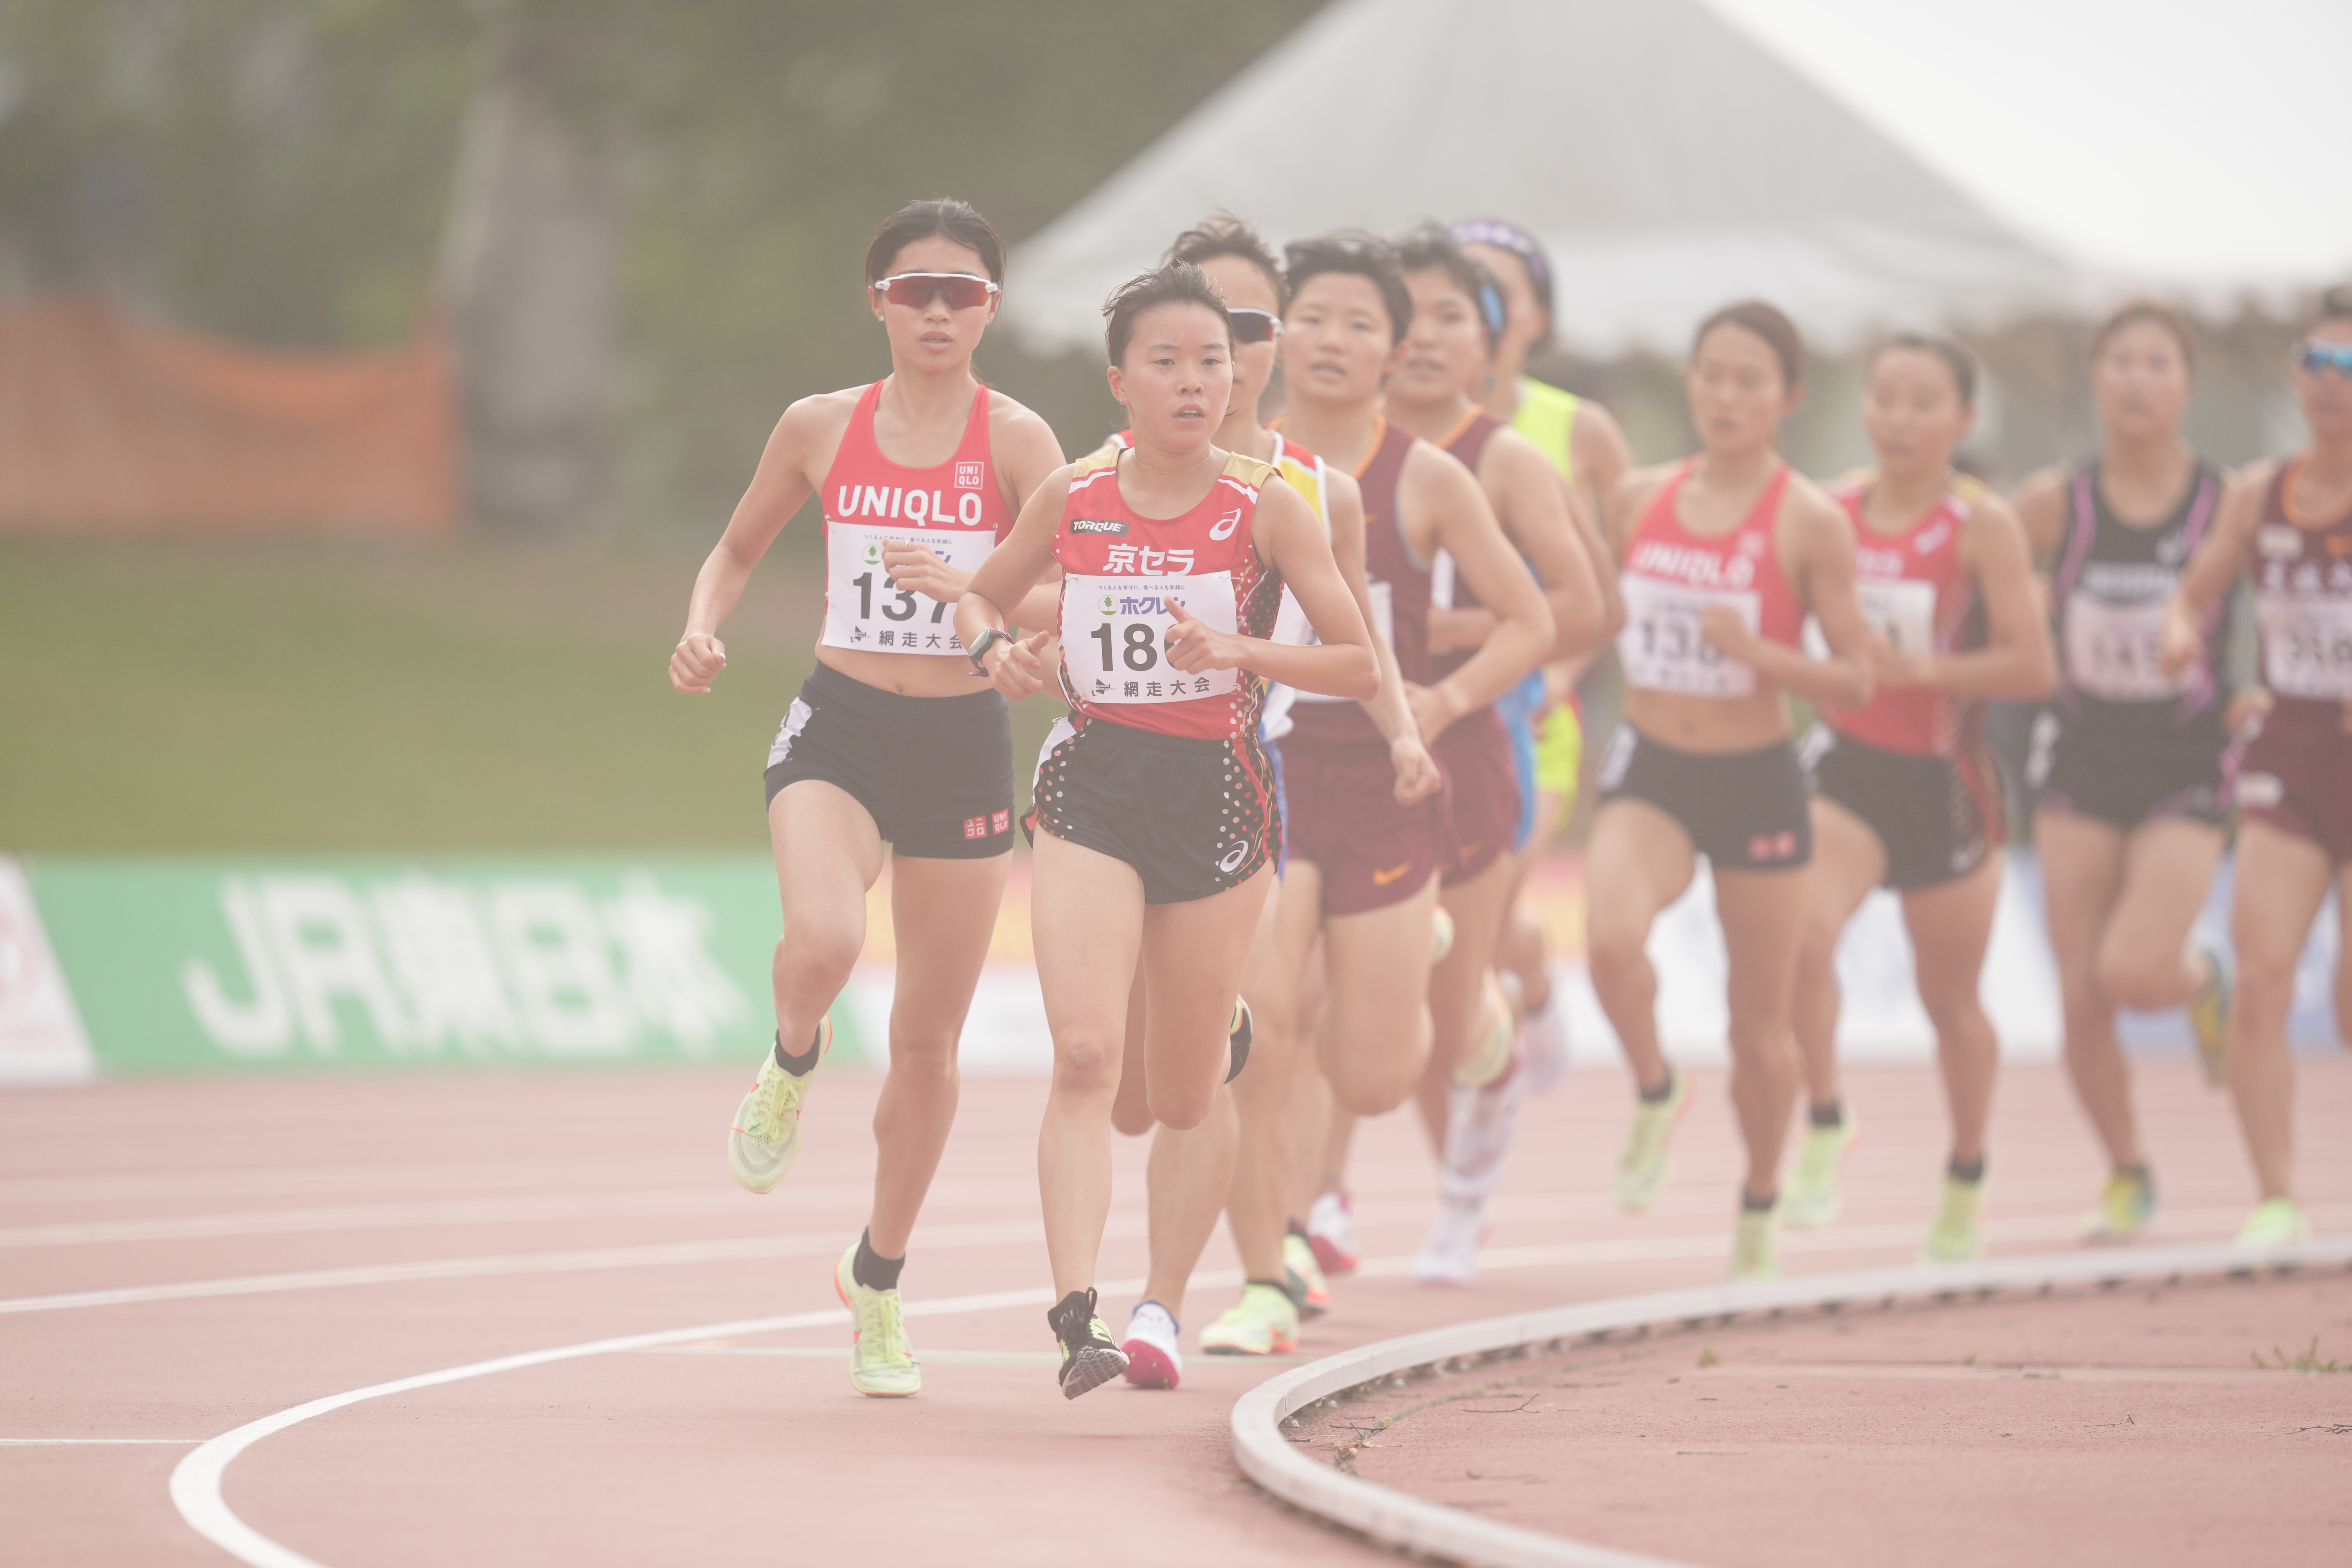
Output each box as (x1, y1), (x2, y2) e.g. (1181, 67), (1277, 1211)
(2014, 301), (2250, 1243)
(2160, 284), (2352, 1251)
(672, 199), (1064, 1398)
(1785, 336), (2054, 1263)
(1381, 224), (1609, 1283)
(1085, 218), (1424, 1381)
(1272, 231), (1551, 1289)
(1449, 218), (1633, 1100)
(956, 261), (1380, 1399)
(1588, 300), (1874, 1280)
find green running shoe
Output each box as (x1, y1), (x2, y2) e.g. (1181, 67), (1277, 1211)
(833, 1243), (919, 1398)
(1199, 1281), (1300, 1356)
(2235, 1197), (2309, 1251)
(1921, 1174), (1987, 1265)
(726, 1016), (831, 1194)
(1047, 1287), (1128, 1400)
(1731, 1203), (1781, 1282)
(1784, 1107), (1859, 1230)
(2079, 1168), (2155, 1243)
(1615, 1068), (1687, 1214)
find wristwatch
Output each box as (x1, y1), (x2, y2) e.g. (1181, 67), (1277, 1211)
(966, 627), (1008, 676)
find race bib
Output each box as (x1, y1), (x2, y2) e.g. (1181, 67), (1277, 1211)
(1062, 572), (1238, 706)
(1803, 578), (1937, 664)
(2065, 593), (2193, 702)
(1618, 578), (1759, 697)
(821, 522), (993, 654)
(1292, 580), (1394, 705)
(2259, 594), (2352, 700)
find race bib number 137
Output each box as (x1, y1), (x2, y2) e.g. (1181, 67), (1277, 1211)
(822, 522), (993, 654)
(1062, 571), (1238, 705)
(1618, 578), (1761, 697)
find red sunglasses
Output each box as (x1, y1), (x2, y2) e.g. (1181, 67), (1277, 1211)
(871, 272), (1000, 310)
(1228, 308), (1282, 346)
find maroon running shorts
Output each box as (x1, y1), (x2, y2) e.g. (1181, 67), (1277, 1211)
(2237, 705), (2352, 865)
(1277, 732), (1449, 915)
(1432, 706), (1518, 887)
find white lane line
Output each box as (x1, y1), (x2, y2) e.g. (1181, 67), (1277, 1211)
(0, 1437), (204, 1446)
(16, 1200), (2338, 1319)
(0, 1190), (797, 1250)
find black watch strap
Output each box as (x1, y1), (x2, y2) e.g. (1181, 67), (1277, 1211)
(966, 627), (1007, 674)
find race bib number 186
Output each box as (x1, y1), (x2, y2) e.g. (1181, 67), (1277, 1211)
(2259, 595), (2352, 700)
(822, 522), (994, 654)
(1062, 571), (1238, 705)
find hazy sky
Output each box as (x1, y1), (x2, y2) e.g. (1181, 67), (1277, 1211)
(1703, 0), (2350, 287)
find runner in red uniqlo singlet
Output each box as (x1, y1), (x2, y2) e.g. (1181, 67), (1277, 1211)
(670, 199), (1065, 1400)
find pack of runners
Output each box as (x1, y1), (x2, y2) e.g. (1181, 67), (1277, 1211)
(671, 197), (2352, 1400)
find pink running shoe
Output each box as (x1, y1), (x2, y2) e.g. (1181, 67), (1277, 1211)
(1120, 1300), (1182, 1390)
(1307, 1190), (1359, 1277)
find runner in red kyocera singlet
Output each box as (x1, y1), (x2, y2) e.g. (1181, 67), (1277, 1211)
(1783, 336), (2053, 1265)
(2161, 283), (2352, 1253)
(1589, 300), (1875, 1283)
(956, 261), (1380, 1400)
(670, 200), (1066, 1399)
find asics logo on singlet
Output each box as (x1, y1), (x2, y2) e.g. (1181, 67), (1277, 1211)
(1627, 541), (1753, 589)
(833, 484), (986, 528)
(1912, 518), (1955, 556)
(1217, 839), (1253, 874)
(1070, 518), (1129, 536)
(1209, 506), (1243, 541)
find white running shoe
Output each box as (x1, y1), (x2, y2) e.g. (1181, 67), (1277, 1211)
(1519, 965), (1571, 1094)
(1307, 1190), (1359, 1277)
(1413, 1195), (1488, 1286)
(1440, 1071), (1524, 1205)
(1120, 1300), (1183, 1390)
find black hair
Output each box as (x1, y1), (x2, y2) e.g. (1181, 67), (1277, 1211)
(1693, 299), (1804, 388)
(1166, 214), (1287, 312)
(1870, 332), (1978, 407)
(1393, 223), (1506, 351)
(2313, 283), (2352, 326)
(1282, 230), (1413, 345)
(2089, 298), (2196, 376)
(864, 198), (1005, 285)
(1103, 261), (1230, 367)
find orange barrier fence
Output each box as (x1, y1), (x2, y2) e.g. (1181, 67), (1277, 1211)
(0, 296), (460, 536)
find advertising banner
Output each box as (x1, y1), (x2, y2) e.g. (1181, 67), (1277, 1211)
(18, 856), (841, 1076)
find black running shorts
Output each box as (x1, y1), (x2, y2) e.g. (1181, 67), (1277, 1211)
(1595, 727), (1812, 871)
(1028, 717), (1280, 904)
(1807, 726), (2001, 893)
(2027, 708), (2233, 831)
(763, 661), (1015, 859)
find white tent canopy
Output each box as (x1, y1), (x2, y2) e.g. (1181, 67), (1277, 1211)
(1006, 0), (2081, 361)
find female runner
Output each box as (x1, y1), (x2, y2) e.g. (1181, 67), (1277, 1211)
(1448, 218), (1632, 1089)
(1587, 300), (1873, 1280)
(671, 199), (1065, 1398)
(2015, 302), (2247, 1242)
(1093, 217), (1424, 1379)
(955, 261), (1379, 1398)
(1784, 336), (2054, 1263)
(1382, 224), (1609, 1281)
(2161, 284), (2352, 1250)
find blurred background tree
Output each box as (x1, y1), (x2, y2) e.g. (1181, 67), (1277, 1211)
(0, 0), (1329, 534)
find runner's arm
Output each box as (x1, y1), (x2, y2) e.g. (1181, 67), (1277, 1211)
(2161, 462), (2269, 678)
(1416, 445), (1552, 738)
(1706, 482), (1873, 708)
(1896, 495), (2055, 699)
(882, 398), (1067, 630)
(958, 467), (1075, 698)
(1493, 427), (1608, 660)
(672, 395), (831, 694)
(1569, 402), (1632, 636)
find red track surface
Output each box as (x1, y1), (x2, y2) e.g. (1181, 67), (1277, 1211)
(3, 1057), (2346, 1566)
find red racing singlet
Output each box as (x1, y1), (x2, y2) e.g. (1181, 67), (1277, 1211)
(1053, 448), (1285, 741)
(1616, 462), (1804, 699)
(1823, 475), (1986, 757)
(817, 379), (1014, 658)
(1286, 419), (1423, 745)
(2251, 457), (2352, 735)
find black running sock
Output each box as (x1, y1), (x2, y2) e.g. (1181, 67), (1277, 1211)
(1047, 1288), (1099, 1343)
(851, 1228), (904, 1293)
(1640, 1068), (1677, 1105)
(773, 1024), (823, 1077)
(1287, 1218), (1310, 1240)
(1947, 1154), (1986, 1186)
(1741, 1189), (1777, 1214)
(1810, 1100), (1845, 1129)
(2118, 1162), (2151, 1183)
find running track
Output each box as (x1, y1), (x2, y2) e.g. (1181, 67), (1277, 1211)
(3, 1057), (2346, 1565)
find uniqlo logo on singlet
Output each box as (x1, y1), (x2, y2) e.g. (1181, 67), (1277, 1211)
(955, 462), (984, 489)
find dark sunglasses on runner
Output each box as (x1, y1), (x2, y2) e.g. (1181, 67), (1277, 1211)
(871, 272), (1000, 310)
(1227, 308), (1282, 346)
(2293, 338), (2352, 377)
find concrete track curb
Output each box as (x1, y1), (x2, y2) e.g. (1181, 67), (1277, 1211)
(1230, 1237), (2352, 1568)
